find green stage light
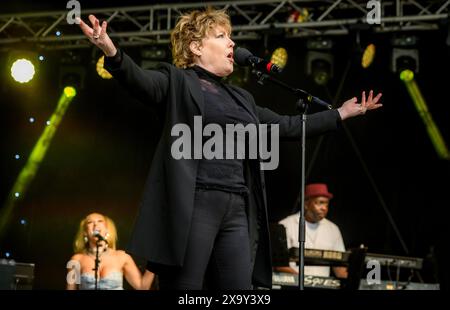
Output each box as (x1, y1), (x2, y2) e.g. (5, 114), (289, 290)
(64, 86), (77, 98)
(11, 58), (35, 83)
(400, 69), (414, 82)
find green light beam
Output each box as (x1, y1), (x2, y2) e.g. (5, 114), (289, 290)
(401, 71), (449, 160)
(0, 86), (77, 238)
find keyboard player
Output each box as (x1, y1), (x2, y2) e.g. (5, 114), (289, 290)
(277, 183), (348, 279)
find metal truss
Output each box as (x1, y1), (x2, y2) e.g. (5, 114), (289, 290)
(0, 0), (449, 50)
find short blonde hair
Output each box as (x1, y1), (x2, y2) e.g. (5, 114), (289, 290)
(171, 7), (231, 68)
(73, 213), (118, 253)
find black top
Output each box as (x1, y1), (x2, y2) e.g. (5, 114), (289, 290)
(193, 65), (254, 193)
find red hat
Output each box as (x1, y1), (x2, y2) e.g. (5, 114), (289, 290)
(305, 183), (333, 199)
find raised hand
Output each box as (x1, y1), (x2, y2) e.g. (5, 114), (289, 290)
(77, 14), (117, 57)
(337, 90), (383, 120)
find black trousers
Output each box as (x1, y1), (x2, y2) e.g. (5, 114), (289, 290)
(158, 189), (252, 290)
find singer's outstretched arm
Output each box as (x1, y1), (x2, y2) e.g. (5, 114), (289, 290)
(77, 15), (169, 109)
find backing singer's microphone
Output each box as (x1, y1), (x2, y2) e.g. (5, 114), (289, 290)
(93, 230), (108, 243)
(234, 47), (282, 73)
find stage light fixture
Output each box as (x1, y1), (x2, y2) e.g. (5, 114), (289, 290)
(391, 48), (419, 75)
(10, 58), (35, 83)
(306, 38), (334, 86)
(270, 47), (288, 71)
(64, 86), (77, 98)
(307, 38), (333, 50)
(306, 51), (333, 86)
(391, 35), (419, 75)
(96, 55), (113, 79)
(286, 8), (309, 35)
(391, 34), (417, 47)
(287, 8), (309, 23)
(399, 69), (414, 82)
(59, 51), (85, 90)
(361, 43), (376, 69)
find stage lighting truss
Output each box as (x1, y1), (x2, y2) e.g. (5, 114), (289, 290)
(0, 0), (448, 51)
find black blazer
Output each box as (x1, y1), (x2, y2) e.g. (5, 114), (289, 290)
(105, 50), (341, 287)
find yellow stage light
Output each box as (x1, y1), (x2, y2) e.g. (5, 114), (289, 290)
(361, 44), (376, 69)
(96, 55), (113, 79)
(270, 48), (288, 70)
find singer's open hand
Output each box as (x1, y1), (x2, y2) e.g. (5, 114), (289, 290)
(77, 14), (117, 57)
(337, 90), (382, 120)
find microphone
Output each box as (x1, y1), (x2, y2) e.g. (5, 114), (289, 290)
(234, 47), (282, 73)
(294, 89), (332, 110)
(92, 230), (108, 243)
(309, 94), (333, 110)
(236, 47), (332, 110)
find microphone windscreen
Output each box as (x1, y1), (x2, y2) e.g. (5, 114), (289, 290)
(234, 47), (253, 66)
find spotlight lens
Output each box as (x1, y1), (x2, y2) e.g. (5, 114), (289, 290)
(270, 48), (288, 70)
(96, 56), (113, 79)
(314, 73), (328, 85)
(362, 44), (376, 68)
(64, 86), (77, 98)
(400, 69), (414, 82)
(11, 59), (35, 83)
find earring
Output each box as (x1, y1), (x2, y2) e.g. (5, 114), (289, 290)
(83, 235), (88, 243)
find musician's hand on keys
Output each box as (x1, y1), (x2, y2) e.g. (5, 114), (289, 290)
(76, 15), (117, 57)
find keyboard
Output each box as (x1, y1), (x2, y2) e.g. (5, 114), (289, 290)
(272, 271), (341, 290)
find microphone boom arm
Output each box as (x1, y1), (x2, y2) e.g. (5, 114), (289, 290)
(252, 70), (332, 110)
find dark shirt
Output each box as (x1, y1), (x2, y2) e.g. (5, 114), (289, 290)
(193, 65), (254, 193)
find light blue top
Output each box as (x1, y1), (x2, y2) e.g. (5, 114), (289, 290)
(80, 271), (124, 290)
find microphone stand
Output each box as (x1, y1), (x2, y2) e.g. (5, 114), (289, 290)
(93, 240), (102, 290)
(251, 69), (328, 290)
